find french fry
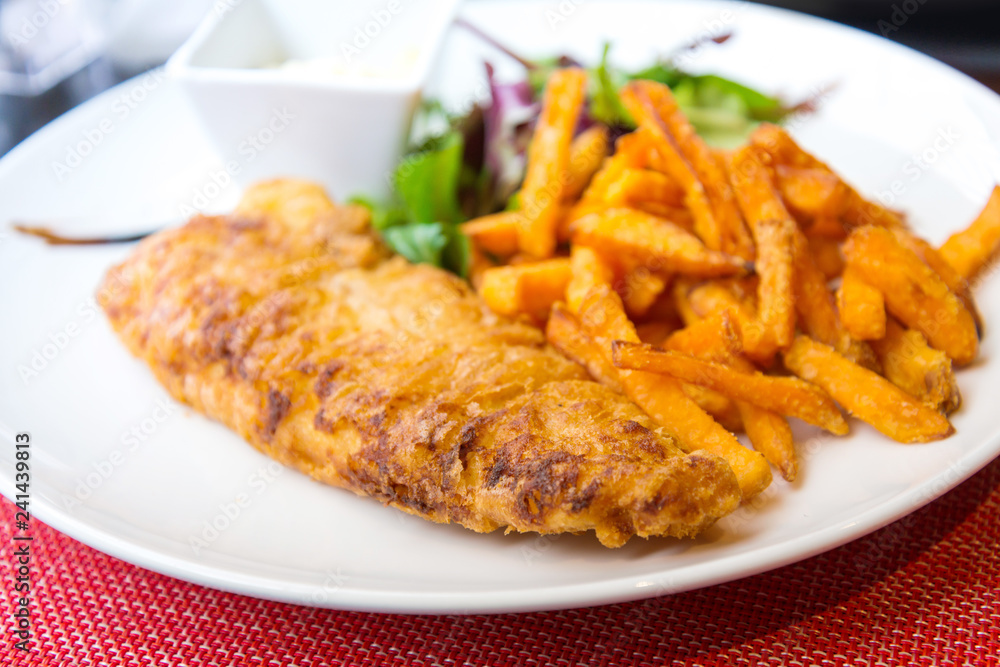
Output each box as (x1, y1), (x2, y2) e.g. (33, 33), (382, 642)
(629, 202), (696, 232)
(619, 259), (669, 319)
(808, 235), (845, 279)
(843, 225), (978, 365)
(685, 281), (780, 363)
(784, 335), (953, 443)
(611, 341), (849, 435)
(726, 144), (793, 234)
(753, 218), (797, 353)
(665, 314), (798, 480)
(571, 208), (750, 278)
(869, 318), (961, 414)
(519, 67), (588, 258)
(774, 165), (849, 221)
(682, 384), (744, 434)
(566, 245), (615, 313)
(620, 83), (733, 257)
(836, 266), (886, 341)
(546, 302), (623, 392)
(564, 125), (610, 201)
(664, 312), (742, 364)
(805, 215), (849, 241)
(603, 168), (686, 208)
(751, 123), (905, 230)
(892, 228), (982, 334)
(738, 404), (797, 482)
(577, 286), (772, 499)
(467, 243), (496, 292)
(792, 229), (860, 354)
(479, 258), (573, 321)
(621, 81), (755, 260)
(576, 135), (648, 205)
(462, 211), (521, 257)
(939, 185), (1000, 281)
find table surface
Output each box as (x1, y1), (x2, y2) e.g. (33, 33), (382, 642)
(1, 454), (997, 666)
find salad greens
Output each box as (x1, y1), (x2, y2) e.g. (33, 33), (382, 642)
(354, 26), (812, 278)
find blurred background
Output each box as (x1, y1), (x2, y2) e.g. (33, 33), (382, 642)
(1, 0), (999, 157)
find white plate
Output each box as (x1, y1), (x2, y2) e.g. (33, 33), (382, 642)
(2, 0), (1000, 614)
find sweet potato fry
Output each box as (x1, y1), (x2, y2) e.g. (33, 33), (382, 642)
(808, 235), (845, 279)
(618, 258), (670, 318)
(664, 312), (742, 364)
(891, 228), (981, 333)
(775, 165), (849, 221)
(519, 67), (588, 258)
(837, 266), (886, 341)
(869, 318), (961, 414)
(783, 335), (953, 443)
(577, 286), (771, 499)
(629, 202), (696, 232)
(621, 83), (736, 257)
(753, 218), (797, 353)
(939, 185), (1000, 281)
(685, 281), (779, 363)
(603, 168), (686, 209)
(666, 314), (798, 480)
(621, 81), (754, 260)
(577, 134), (649, 205)
(467, 243), (495, 292)
(479, 258), (573, 321)
(612, 341), (848, 435)
(682, 384), (743, 434)
(571, 208), (750, 278)
(792, 228), (869, 359)
(843, 226), (978, 365)
(462, 211), (521, 257)
(566, 245), (615, 313)
(726, 144), (792, 234)
(738, 404), (797, 482)
(564, 125), (610, 201)
(751, 123), (905, 230)
(805, 215), (848, 241)
(546, 302), (623, 392)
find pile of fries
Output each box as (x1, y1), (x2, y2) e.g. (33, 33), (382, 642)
(461, 68), (1000, 499)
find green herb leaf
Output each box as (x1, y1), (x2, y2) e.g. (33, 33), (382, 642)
(589, 43), (633, 127)
(382, 222), (450, 267)
(380, 221), (471, 278)
(394, 131), (464, 225)
(346, 195), (408, 231)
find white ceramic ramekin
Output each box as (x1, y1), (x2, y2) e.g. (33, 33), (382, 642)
(166, 0), (460, 201)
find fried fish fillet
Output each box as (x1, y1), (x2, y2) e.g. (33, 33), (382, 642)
(100, 180), (740, 547)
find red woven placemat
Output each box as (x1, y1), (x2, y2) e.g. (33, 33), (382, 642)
(3, 456), (998, 666)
